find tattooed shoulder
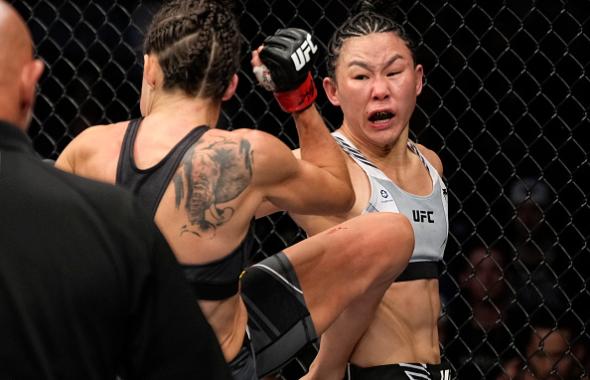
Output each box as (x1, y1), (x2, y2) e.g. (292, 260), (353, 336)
(173, 135), (254, 238)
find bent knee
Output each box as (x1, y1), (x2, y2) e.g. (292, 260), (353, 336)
(340, 212), (414, 274)
(359, 212), (414, 266)
(377, 212), (414, 248)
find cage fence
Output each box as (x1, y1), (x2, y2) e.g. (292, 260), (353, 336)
(10, 0), (590, 378)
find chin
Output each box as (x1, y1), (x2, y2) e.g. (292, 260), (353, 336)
(366, 120), (392, 133)
(365, 124), (402, 145)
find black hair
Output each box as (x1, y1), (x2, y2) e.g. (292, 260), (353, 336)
(326, 0), (417, 79)
(143, 0), (240, 99)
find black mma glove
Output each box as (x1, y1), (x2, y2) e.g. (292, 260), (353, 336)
(254, 28), (318, 113)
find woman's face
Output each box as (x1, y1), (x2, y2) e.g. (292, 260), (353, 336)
(324, 32), (423, 150)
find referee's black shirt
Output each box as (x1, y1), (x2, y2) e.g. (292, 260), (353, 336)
(0, 121), (231, 380)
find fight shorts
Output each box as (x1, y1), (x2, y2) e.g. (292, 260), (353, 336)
(240, 252), (318, 378)
(348, 363), (452, 380)
(228, 332), (257, 380)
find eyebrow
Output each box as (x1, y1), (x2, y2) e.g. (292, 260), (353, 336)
(347, 54), (404, 70)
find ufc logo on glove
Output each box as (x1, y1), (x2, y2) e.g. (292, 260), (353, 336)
(256, 28), (319, 113)
(291, 33), (318, 71)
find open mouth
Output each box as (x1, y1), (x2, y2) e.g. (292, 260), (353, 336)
(368, 111), (395, 122)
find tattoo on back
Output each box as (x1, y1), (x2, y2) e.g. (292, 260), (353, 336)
(173, 136), (253, 238)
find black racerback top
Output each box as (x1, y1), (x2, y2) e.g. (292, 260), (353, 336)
(116, 118), (254, 300)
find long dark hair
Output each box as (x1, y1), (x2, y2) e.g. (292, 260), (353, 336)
(143, 0), (240, 100)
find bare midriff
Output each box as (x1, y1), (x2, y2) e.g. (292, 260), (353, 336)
(350, 278), (441, 366)
(198, 294), (249, 362)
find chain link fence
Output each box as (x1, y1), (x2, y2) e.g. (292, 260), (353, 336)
(11, 0), (589, 378)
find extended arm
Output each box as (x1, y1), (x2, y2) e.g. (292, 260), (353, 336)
(248, 126), (353, 216)
(252, 29), (353, 217)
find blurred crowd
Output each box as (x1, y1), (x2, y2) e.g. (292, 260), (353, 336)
(440, 177), (589, 378)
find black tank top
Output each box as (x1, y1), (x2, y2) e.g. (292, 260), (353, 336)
(116, 118), (255, 300)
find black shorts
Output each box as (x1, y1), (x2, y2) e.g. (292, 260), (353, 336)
(228, 333), (257, 380)
(240, 252), (318, 378)
(348, 363), (452, 380)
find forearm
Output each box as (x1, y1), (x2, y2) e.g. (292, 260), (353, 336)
(293, 106), (351, 189)
(253, 28), (353, 210)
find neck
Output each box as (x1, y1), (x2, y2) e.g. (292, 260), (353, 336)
(146, 90), (221, 130)
(0, 98), (24, 131)
(339, 123), (411, 168)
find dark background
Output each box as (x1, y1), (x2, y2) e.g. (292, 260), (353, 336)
(11, 0), (590, 378)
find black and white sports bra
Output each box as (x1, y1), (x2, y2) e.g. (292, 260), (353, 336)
(333, 131), (448, 281)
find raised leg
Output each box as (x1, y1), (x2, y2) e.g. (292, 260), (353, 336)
(242, 212), (413, 378)
(286, 212), (413, 335)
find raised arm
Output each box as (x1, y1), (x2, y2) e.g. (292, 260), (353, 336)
(252, 28), (353, 216)
(247, 123), (353, 216)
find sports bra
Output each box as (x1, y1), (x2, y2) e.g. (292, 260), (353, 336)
(116, 118), (254, 300)
(332, 131), (449, 281)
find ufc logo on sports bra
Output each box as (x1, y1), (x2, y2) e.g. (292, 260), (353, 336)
(412, 210), (434, 223)
(291, 33), (318, 71)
